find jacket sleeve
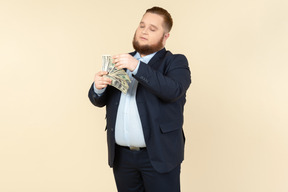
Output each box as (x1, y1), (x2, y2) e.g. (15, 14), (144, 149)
(133, 54), (191, 102)
(88, 83), (108, 108)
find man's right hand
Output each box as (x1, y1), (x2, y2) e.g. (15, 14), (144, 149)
(94, 71), (112, 89)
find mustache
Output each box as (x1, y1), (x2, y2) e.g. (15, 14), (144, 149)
(132, 33), (164, 55)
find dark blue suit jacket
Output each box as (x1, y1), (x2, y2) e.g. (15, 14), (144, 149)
(88, 48), (191, 173)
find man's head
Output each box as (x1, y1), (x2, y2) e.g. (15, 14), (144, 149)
(133, 7), (173, 56)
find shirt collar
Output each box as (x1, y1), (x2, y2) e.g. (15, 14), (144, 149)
(134, 52), (157, 64)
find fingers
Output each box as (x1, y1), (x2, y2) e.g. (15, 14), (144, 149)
(112, 55), (122, 68)
(112, 54), (138, 71)
(98, 71), (109, 76)
(112, 54), (129, 64)
(94, 71), (111, 89)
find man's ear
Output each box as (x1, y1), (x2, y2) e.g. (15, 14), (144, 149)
(163, 33), (170, 45)
(164, 33), (170, 40)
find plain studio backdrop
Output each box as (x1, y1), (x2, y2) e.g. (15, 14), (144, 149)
(0, 0), (287, 191)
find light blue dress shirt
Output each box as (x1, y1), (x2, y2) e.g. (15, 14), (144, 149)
(94, 52), (157, 147)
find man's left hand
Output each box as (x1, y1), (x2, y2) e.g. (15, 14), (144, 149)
(112, 54), (139, 72)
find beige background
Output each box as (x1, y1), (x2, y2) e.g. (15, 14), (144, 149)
(0, 0), (287, 191)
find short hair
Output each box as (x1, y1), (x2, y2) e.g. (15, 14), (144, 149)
(145, 6), (173, 32)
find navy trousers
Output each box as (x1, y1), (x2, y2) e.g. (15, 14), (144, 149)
(113, 144), (181, 192)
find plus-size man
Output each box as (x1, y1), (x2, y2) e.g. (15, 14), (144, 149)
(88, 6), (191, 192)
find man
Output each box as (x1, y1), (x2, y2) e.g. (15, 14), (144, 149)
(88, 6), (191, 192)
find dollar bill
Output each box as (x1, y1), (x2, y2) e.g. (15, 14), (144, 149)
(102, 55), (112, 72)
(102, 55), (131, 93)
(108, 75), (129, 94)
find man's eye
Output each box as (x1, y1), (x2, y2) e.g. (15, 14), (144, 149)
(140, 25), (145, 28)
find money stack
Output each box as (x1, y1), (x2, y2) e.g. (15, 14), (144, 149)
(102, 55), (131, 93)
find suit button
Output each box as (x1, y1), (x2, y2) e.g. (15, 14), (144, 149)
(111, 128), (114, 132)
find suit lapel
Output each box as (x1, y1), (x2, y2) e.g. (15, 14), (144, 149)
(145, 48), (166, 69)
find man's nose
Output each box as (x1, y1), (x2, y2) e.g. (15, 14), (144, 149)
(141, 27), (148, 34)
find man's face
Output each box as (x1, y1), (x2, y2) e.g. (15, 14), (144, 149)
(133, 12), (169, 56)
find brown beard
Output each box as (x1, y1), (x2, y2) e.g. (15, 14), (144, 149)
(132, 33), (165, 56)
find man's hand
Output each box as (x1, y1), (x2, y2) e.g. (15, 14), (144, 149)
(94, 71), (112, 89)
(113, 54), (139, 72)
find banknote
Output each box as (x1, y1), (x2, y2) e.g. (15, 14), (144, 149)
(102, 55), (131, 93)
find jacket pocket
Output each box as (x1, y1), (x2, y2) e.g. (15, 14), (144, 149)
(160, 119), (183, 133)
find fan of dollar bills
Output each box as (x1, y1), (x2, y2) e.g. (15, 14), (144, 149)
(102, 55), (131, 93)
